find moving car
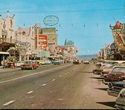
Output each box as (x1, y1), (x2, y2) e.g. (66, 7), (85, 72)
(115, 88), (125, 109)
(51, 60), (63, 65)
(107, 81), (125, 97)
(21, 60), (39, 70)
(84, 60), (89, 64)
(37, 60), (45, 65)
(37, 59), (52, 65)
(73, 59), (81, 64)
(15, 61), (24, 67)
(44, 59), (52, 65)
(103, 66), (125, 85)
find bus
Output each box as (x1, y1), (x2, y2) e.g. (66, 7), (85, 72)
(0, 52), (9, 66)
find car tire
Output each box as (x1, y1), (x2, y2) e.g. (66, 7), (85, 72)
(31, 67), (34, 70)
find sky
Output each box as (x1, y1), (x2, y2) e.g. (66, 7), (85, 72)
(0, 0), (125, 55)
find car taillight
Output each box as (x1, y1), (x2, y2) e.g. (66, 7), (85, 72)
(104, 75), (108, 78)
(108, 83), (112, 88)
(120, 93), (125, 97)
(121, 75), (125, 78)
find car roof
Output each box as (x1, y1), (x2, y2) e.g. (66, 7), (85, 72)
(113, 66), (125, 68)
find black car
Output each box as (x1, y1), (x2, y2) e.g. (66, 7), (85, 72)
(73, 60), (81, 64)
(107, 81), (125, 97)
(103, 66), (125, 85)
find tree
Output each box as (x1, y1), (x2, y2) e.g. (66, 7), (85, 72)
(7, 47), (18, 56)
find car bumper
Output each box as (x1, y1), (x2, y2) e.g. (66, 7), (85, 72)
(115, 104), (125, 109)
(100, 74), (104, 79)
(21, 66), (32, 69)
(107, 89), (119, 97)
(102, 79), (109, 85)
(93, 70), (103, 75)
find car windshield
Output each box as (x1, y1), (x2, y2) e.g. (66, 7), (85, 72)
(103, 65), (113, 69)
(25, 61), (31, 64)
(112, 67), (125, 73)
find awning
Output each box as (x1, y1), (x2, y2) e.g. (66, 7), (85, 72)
(0, 51), (9, 55)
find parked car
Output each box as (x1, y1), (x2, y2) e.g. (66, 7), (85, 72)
(103, 66), (125, 85)
(115, 88), (125, 109)
(15, 61), (24, 67)
(100, 65), (114, 78)
(93, 63), (103, 75)
(107, 81), (125, 97)
(21, 60), (39, 70)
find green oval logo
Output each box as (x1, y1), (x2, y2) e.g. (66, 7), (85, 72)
(43, 15), (59, 26)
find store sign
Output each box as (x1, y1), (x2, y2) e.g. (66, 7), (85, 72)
(43, 15), (59, 26)
(16, 41), (31, 47)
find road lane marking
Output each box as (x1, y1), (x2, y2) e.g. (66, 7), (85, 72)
(3, 100), (15, 106)
(27, 91), (33, 94)
(0, 64), (72, 84)
(41, 83), (47, 87)
(57, 98), (63, 101)
(52, 79), (56, 81)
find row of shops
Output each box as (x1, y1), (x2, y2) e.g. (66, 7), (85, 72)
(98, 21), (125, 60)
(0, 14), (78, 65)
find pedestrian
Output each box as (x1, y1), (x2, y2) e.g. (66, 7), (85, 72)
(1, 60), (6, 69)
(1, 60), (4, 68)
(13, 62), (16, 69)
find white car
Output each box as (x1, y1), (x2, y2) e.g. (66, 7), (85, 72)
(15, 61), (24, 67)
(84, 61), (89, 64)
(115, 88), (125, 109)
(44, 60), (52, 65)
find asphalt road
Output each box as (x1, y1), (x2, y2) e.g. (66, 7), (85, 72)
(0, 63), (116, 109)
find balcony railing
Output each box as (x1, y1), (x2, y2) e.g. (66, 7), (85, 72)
(0, 38), (16, 44)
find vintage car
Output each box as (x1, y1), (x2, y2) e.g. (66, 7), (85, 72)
(115, 88), (125, 109)
(21, 60), (39, 70)
(103, 66), (125, 85)
(73, 59), (81, 64)
(15, 61), (24, 67)
(83, 60), (89, 64)
(107, 81), (125, 97)
(100, 65), (114, 78)
(51, 60), (63, 65)
(44, 59), (52, 65)
(37, 59), (52, 65)
(93, 63), (103, 75)
(37, 60), (45, 65)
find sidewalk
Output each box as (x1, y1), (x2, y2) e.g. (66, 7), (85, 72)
(0, 66), (20, 73)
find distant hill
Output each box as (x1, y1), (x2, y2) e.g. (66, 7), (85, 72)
(77, 54), (97, 60)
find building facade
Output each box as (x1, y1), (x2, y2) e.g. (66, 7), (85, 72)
(64, 40), (78, 61)
(0, 14), (15, 51)
(41, 28), (57, 46)
(15, 26), (36, 61)
(36, 34), (48, 50)
(0, 14), (15, 65)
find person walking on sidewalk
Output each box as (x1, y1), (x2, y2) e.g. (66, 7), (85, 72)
(1, 60), (6, 68)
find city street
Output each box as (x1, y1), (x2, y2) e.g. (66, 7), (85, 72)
(0, 63), (116, 109)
